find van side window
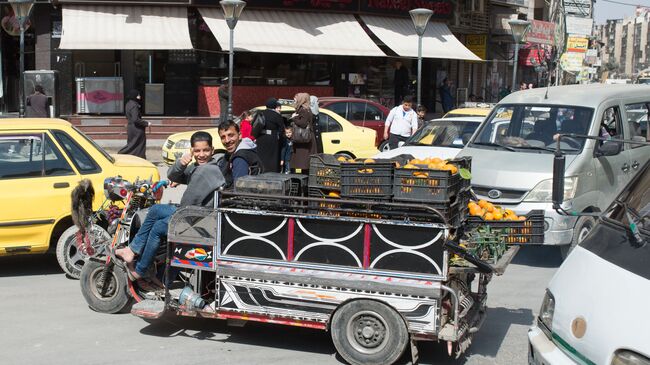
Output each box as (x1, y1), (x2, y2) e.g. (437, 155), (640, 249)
(601, 106), (623, 140)
(624, 103), (649, 148)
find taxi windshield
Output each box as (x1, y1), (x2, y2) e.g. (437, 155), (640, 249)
(406, 120), (480, 148)
(472, 105), (595, 153)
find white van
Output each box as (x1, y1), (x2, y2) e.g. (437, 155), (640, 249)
(458, 84), (650, 258)
(528, 159), (649, 364)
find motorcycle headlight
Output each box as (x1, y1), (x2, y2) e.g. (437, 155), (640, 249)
(538, 289), (555, 335)
(611, 350), (650, 365)
(524, 177), (578, 202)
(174, 139), (191, 150)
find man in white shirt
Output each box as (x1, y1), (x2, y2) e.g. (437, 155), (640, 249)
(383, 95), (419, 149)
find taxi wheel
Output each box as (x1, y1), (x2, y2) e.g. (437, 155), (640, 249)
(56, 224), (111, 279)
(379, 140), (390, 152)
(331, 300), (409, 365)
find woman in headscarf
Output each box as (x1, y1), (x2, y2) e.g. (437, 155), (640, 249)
(290, 93), (316, 174)
(118, 89), (149, 159)
(309, 95), (324, 153)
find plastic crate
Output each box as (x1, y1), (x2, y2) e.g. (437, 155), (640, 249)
(466, 209), (545, 244)
(308, 154), (342, 191)
(307, 188), (342, 217)
(340, 159), (394, 199)
(453, 156), (472, 190)
(393, 167), (461, 203)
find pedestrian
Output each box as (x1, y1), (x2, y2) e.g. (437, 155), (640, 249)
(289, 92), (316, 174)
(383, 95), (418, 150)
(239, 111), (255, 141)
(416, 105), (427, 130)
(219, 78), (229, 123)
(520, 81), (528, 91)
(252, 97), (285, 173)
(439, 78), (454, 113)
(310, 95), (324, 153)
(25, 85), (49, 117)
(393, 60), (410, 106)
(118, 89), (149, 159)
(280, 125), (293, 173)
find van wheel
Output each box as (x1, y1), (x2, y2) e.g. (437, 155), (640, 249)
(560, 216), (596, 260)
(379, 140), (390, 152)
(56, 224), (111, 279)
(331, 300), (409, 365)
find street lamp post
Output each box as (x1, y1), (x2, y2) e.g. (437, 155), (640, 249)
(409, 8), (433, 108)
(9, 0), (35, 118)
(508, 19), (531, 92)
(220, 0), (246, 121)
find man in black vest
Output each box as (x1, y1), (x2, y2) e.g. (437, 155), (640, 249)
(218, 120), (263, 187)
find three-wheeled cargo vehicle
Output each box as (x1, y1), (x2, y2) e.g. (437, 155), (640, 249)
(79, 157), (540, 365)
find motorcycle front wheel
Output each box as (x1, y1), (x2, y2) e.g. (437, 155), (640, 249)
(56, 224), (111, 280)
(80, 259), (131, 314)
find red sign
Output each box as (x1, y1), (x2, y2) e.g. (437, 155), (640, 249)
(519, 48), (548, 67)
(527, 20), (555, 45)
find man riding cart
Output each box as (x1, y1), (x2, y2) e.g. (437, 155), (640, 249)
(78, 153), (540, 365)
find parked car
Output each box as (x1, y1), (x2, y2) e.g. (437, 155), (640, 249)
(528, 159), (649, 365)
(374, 117), (483, 159)
(457, 84), (650, 258)
(318, 97), (390, 146)
(0, 118), (159, 276)
(442, 103), (494, 118)
(162, 105), (378, 165)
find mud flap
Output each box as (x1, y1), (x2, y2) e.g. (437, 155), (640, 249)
(410, 338), (419, 364)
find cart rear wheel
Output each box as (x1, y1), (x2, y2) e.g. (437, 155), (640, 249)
(331, 300), (409, 365)
(80, 259), (131, 314)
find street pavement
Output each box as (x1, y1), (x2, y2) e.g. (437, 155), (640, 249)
(0, 166), (562, 364)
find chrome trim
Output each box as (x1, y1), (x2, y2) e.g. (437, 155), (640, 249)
(0, 219), (55, 227)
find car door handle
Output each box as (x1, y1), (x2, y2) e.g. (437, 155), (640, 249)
(621, 163), (630, 173)
(53, 182), (70, 189)
(331, 139), (340, 144)
(632, 161), (640, 170)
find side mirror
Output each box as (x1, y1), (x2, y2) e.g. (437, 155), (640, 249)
(552, 153), (566, 209)
(596, 141), (622, 157)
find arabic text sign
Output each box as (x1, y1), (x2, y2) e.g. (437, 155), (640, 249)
(564, 0), (592, 16)
(560, 52), (585, 72)
(465, 34), (487, 60)
(567, 37), (589, 53)
(527, 20), (555, 45)
(566, 16), (593, 36)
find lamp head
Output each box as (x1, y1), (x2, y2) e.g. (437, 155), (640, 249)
(508, 19), (531, 43)
(9, 0), (35, 23)
(409, 8), (434, 36)
(220, 0), (246, 29)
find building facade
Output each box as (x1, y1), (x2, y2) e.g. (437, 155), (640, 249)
(598, 7), (650, 78)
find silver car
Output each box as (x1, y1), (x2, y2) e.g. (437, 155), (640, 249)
(458, 84), (650, 258)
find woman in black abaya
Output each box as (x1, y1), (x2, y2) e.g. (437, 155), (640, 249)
(118, 89), (149, 159)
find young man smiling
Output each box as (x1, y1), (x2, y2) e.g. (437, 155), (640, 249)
(115, 131), (226, 281)
(218, 120), (263, 186)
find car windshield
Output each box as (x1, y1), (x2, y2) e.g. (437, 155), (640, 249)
(472, 104), (594, 153)
(405, 120), (480, 148)
(72, 125), (114, 163)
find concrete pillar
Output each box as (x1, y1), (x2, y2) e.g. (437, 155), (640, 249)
(34, 5), (52, 71)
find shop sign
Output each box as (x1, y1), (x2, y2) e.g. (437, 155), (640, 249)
(564, 0), (592, 17)
(527, 20), (555, 45)
(491, 0), (529, 8)
(519, 48), (548, 67)
(565, 16), (593, 36)
(560, 52), (585, 72)
(465, 34), (487, 60)
(566, 37), (589, 53)
(193, 0), (453, 18)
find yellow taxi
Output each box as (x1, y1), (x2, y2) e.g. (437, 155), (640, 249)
(442, 103), (493, 118)
(0, 119), (159, 276)
(162, 105), (378, 165)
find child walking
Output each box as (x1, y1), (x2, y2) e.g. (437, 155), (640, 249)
(281, 125), (293, 173)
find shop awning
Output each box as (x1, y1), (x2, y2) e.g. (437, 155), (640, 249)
(59, 5), (193, 50)
(360, 16), (481, 61)
(198, 9), (385, 56)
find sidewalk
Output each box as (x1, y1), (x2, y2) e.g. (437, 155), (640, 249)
(98, 139), (166, 164)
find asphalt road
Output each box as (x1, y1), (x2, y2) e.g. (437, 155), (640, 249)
(0, 166), (562, 364)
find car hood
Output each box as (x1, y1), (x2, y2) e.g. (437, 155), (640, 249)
(111, 153), (157, 168)
(457, 147), (578, 190)
(374, 146), (461, 160)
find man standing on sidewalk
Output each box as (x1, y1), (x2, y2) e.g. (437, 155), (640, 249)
(383, 95), (418, 150)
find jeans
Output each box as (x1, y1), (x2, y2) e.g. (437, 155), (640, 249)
(129, 204), (177, 277)
(388, 133), (409, 149)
